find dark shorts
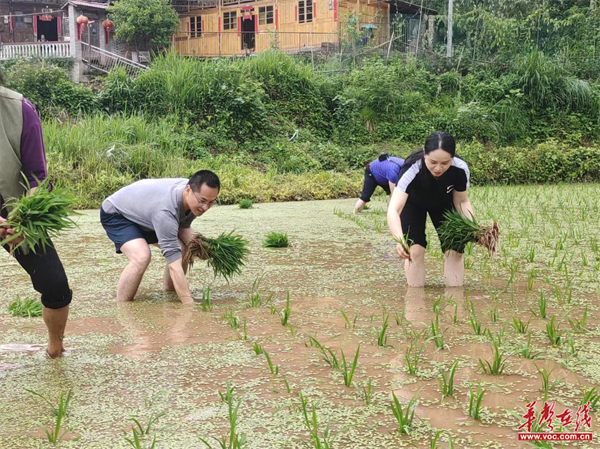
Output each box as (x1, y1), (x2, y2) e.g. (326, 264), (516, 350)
(3, 240), (72, 310)
(100, 207), (158, 253)
(400, 202), (463, 253)
(359, 166), (391, 202)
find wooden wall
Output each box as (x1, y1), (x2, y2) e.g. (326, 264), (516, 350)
(174, 0), (389, 57)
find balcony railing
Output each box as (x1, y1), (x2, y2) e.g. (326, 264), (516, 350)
(0, 42), (71, 60)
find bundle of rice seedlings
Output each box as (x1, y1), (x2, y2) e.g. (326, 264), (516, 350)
(263, 231), (288, 248)
(392, 235), (412, 262)
(438, 210), (499, 256)
(8, 297), (43, 317)
(185, 231), (249, 282)
(0, 179), (77, 254)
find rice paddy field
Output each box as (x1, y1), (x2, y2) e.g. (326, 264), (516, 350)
(1, 183), (600, 448)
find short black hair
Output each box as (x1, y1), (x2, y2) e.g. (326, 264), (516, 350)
(188, 170), (220, 192)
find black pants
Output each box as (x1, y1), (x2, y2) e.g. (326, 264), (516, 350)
(359, 166), (391, 202)
(3, 240), (72, 309)
(400, 202), (463, 253)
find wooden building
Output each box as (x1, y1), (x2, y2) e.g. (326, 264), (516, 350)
(0, 0), (67, 43)
(171, 0), (400, 57)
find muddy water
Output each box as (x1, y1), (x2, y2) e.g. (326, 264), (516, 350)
(1, 190), (600, 448)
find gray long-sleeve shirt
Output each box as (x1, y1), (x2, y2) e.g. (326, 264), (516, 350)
(102, 178), (195, 263)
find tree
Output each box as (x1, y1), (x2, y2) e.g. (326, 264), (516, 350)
(109, 0), (179, 51)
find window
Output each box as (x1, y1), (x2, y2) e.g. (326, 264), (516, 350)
(298, 0), (313, 23)
(259, 6), (274, 25)
(223, 11), (237, 30)
(190, 16), (202, 38)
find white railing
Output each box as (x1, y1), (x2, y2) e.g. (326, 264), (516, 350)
(0, 42), (71, 60)
(81, 42), (147, 77)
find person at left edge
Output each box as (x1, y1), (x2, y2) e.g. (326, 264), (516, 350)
(0, 78), (72, 359)
(354, 153), (404, 214)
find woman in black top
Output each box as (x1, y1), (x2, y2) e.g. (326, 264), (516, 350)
(387, 131), (473, 287)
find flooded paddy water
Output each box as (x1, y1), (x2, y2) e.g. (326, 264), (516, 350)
(1, 184), (600, 448)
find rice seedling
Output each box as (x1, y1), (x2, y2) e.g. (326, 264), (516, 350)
(469, 310), (488, 336)
(358, 378), (374, 406)
(125, 411), (165, 449)
(263, 231), (289, 248)
(300, 394), (332, 449)
(392, 234), (412, 262)
(237, 318), (248, 341)
(432, 295), (444, 314)
(405, 331), (426, 375)
(264, 351), (279, 375)
(468, 386), (486, 420)
(429, 314), (447, 350)
(390, 392), (418, 435)
(197, 287), (212, 312)
(200, 388), (246, 449)
(238, 199), (253, 209)
(25, 388), (73, 446)
(517, 333), (543, 359)
(491, 327), (506, 347)
(536, 366), (561, 399)
(580, 386), (600, 412)
(246, 276), (266, 308)
(218, 382), (236, 404)
(527, 269), (536, 291)
(340, 310), (358, 329)
(1, 178), (77, 254)
(546, 316), (562, 346)
(185, 231), (249, 282)
(567, 306), (588, 333)
(566, 334), (578, 357)
(7, 296), (42, 317)
(537, 291), (547, 319)
(270, 306), (277, 315)
(282, 376), (292, 394)
(280, 292), (291, 326)
(439, 360), (459, 399)
(478, 341), (507, 375)
(252, 342), (264, 355)
(341, 346), (360, 387)
(452, 304), (458, 324)
(377, 313), (390, 347)
(223, 311), (241, 331)
(511, 317), (530, 334)
(487, 306), (499, 323)
(438, 210), (500, 256)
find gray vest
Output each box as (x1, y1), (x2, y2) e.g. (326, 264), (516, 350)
(0, 86), (25, 212)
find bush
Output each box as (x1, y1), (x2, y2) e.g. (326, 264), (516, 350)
(3, 60), (97, 116)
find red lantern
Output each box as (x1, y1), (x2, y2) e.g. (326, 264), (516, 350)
(76, 15), (89, 40)
(102, 19), (114, 44)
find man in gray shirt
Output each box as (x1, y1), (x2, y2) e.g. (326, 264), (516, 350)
(100, 170), (220, 304)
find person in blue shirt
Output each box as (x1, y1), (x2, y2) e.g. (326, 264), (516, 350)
(354, 153), (405, 213)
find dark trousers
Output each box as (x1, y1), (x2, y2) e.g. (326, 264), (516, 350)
(3, 240), (72, 309)
(359, 166), (391, 202)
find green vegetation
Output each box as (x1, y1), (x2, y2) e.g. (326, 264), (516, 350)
(390, 393), (418, 435)
(1, 179), (77, 254)
(25, 388), (73, 446)
(185, 232), (249, 282)
(238, 199), (253, 209)
(263, 232), (289, 248)
(7, 297), (42, 317)
(3, 30), (600, 207)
